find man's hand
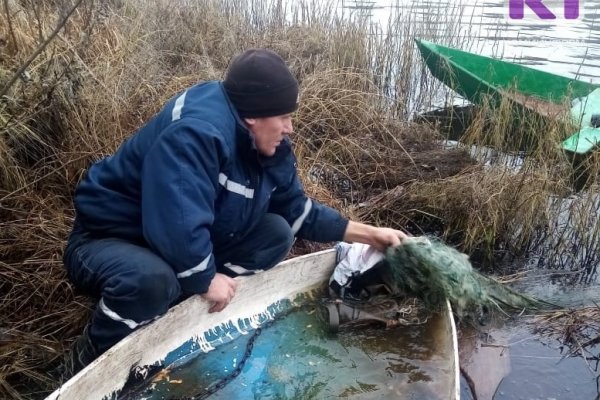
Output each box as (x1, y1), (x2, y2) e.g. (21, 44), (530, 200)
(201, 273), (237, 313)
(343, 221), (409, 252)
(369, 227), (409, 251)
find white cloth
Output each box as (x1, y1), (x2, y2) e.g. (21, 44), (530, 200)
(330, 242), (385, 287)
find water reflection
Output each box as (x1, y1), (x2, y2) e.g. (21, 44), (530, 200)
(345, 0), (600, 83)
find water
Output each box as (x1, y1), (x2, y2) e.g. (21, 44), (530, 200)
(354, 0), (600, 83)
(132, 303), (456, 399)
(341, 0), (600, 114)
(460, 320), (600, 400)
(495, 326), (600, 400)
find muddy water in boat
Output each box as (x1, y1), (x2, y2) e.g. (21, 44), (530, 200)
(131, 304), (455, 399)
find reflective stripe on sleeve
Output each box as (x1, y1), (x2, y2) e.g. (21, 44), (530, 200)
(223, 262), (263, 275)
(172, 91), (187, 121)
(177, 253), (212, 279)
(291, 198), (312, 235)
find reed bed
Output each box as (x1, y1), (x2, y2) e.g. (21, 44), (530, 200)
(1, 0), (599, 398)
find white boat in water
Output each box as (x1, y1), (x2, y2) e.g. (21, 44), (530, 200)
(47, 249), (460, 400)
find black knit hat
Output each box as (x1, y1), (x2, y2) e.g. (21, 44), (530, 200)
(223, 49), (299, 118)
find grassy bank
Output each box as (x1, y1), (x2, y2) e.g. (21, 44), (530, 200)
(1, 0), (598, 398)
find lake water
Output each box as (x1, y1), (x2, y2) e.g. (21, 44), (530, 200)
(349, 0), (600, 83)
(339, 0), (599, 115)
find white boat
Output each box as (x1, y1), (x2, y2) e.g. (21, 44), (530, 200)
(47, 249), (460, 399)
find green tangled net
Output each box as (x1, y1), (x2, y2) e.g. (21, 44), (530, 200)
(385, 236), (555, 318)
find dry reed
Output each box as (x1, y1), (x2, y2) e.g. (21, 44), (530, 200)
(532, 307), (600, 370)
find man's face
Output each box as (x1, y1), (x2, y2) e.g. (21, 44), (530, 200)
(244, 114), (293, 156)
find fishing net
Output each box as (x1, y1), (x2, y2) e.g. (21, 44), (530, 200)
(385, 237), (555, 319)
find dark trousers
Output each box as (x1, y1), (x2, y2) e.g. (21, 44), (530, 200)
(63, 213), (294, 354)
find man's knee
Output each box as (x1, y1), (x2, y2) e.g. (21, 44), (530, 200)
(134, 266), (181, 312)
(215, 213), (295, 275)
(265, 213), (294, 249)
(89, 266), (180, 354)
(258, 214), (294, 268)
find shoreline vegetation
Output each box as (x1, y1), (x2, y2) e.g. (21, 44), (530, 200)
(1, 0), (599, 398)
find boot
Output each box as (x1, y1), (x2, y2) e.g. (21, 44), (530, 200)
(61, 324), (100, 382)
(323, 300), (392, 333)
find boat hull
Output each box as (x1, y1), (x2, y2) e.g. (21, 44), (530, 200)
(47, 249), (460, 400)
(415, 39), (597, 107)
(416, 39), (600, 154)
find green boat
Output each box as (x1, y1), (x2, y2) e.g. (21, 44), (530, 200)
(415, 39), (600, 154)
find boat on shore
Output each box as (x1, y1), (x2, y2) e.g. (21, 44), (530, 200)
(46, 248), (460, 400)
(415, 39), (600, 154)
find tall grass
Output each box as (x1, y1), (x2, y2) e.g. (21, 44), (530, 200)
(0, 0), (599, 398)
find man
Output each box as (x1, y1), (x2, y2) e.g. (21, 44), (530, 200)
(63, 49), (407, 372)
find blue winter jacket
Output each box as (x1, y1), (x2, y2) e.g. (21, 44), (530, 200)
(74, 81), (349, 295)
